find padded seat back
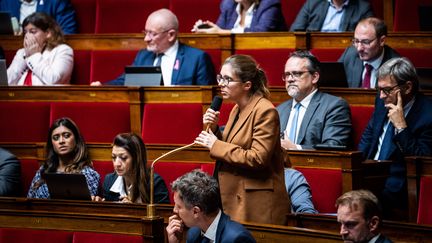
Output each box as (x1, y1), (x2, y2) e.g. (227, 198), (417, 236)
(417, 176), (432, 225)
(73, 231), (142, 243)
(71, 50), (91, 85)
(350, 105), (374, 149)
(71, 0), (97, 33)
(395, 48), (432, 68)
(19, 159), (41, 197)
(0, 228), (73, 243)
(90, 50), (137, 83)
(154, 161), (214, 203)
(282, 0), (306, 29)
(50, 102), (131, 143)
(93, 161), (114, 188)
(0, 102), (51, 143)
(310, 48), (345, 62)
(95, 0), (170, 33)
(235, 49), (294, 87)
(142, 103), (203, 144)
(295, 167), (342, 213)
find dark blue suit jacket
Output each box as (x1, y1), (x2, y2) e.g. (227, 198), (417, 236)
(216, 0), (287, 32)
(106, 43), (216, 86)
(0, 0), (77, 34)
(187, 212), (255, 243)
(102, 172), (170, 204)
(359, 94), (432, 192)
(338, 45), (400, 88)
(290, 0), (373, 32)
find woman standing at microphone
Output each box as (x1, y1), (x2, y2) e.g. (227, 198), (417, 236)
(93, 133), (170, 204)
(195, 54), (291, 225)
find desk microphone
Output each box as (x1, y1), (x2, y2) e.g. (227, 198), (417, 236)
(147, 96), (223, 218)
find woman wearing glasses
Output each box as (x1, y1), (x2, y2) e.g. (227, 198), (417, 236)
(194, 54), (290, 225)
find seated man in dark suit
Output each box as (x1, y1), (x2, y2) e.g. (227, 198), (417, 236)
(339, 17), (400, 88)
(91, 9), (216, 86)
(359, 57), (432, 219)
(336, 190), (392, 243)
(0, 147), (21, 196)
(166, 170), (255, 243)
(277, 50), (352, 150)
(290, 0), (373, 32)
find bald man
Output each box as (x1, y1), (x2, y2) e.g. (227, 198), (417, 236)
(92, 9), (216, 86)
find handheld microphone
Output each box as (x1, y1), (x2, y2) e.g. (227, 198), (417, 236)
(210, 96), (223, 112)
(206, 96), (223, 132)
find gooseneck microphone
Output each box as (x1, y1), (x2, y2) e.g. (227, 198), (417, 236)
(147, 96), (223, 218)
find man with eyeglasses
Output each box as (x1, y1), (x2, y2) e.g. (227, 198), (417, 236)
(358, 57), (432, 219)
(91, 8), (215, 86)
(338, 17), (400, 88)
(276, 50), (352, 150)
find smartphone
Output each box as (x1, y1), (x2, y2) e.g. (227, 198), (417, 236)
(197, 23), (211, 29)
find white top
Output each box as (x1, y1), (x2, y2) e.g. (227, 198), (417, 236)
(7, 44), (73, 85)
(160, 41), (179, 86)
(109, 175), (128, 198)
(231, 3), (255, 33)
(284, 89), (318, 149)
(19, 0), (37, 24)
(202, 210), (222, 243)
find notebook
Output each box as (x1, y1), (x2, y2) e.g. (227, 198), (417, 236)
(0, 12), (14, 35)
(124, 66), (163, 86)
(45, 173), (92, 200)
(0, 59), (8, 86)
(319, 62), (348, 88)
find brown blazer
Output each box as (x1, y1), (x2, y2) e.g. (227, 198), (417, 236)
(210, 94), (291, 225)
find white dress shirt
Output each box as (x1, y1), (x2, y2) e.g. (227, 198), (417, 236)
(159, 41), (179, 86)
(231, 3), (255, 33)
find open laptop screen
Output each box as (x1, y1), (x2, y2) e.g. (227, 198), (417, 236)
(0, 59), (8, 86)
(45, 173), (92, 200)
(319, 62), (348, 88)
(124, 66), (162, 86)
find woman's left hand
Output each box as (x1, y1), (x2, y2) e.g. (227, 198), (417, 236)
(119, 195), (132, 203)
(194, 130), (218, 149)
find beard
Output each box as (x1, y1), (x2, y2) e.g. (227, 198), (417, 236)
(287, 85), (299, 99)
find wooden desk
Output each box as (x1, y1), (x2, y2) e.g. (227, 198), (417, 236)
(0, 201), (165, 243)
(286, 213), (432, 243)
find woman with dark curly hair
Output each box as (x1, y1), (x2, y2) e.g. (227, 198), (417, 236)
(27, 117), (99, 198)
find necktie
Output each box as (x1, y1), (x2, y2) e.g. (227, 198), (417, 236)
(201, 236), (210, 243)
(154, 53), (164, 85)
(288, 103), (301, 143)
(362, 63), (372, 88)
(378, 121), (395, 160)
(23, 69), (32, 86)
(154, 53), (163, 67)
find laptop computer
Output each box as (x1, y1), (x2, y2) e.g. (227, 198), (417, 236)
(45, 173), (92, 200)
(319, 62), (348, 88)
(124, 66), (163, 86)
(0, 59), (8, 86)
(0, 12), (14, 35)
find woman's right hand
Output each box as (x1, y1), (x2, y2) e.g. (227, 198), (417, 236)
(203, 107), (220, 133)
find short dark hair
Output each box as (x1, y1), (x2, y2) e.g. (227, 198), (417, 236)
(377, 57), (419, 93)
(171, 170), (220, 215)
(289, 50), (321, 74)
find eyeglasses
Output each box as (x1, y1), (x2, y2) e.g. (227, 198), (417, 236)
(282, 71), (311, 81)
(216, 74), (242, 86)
(352, 38), (377, 47)
(377, 84), (400, 96)
(143, 29), (170, 39)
